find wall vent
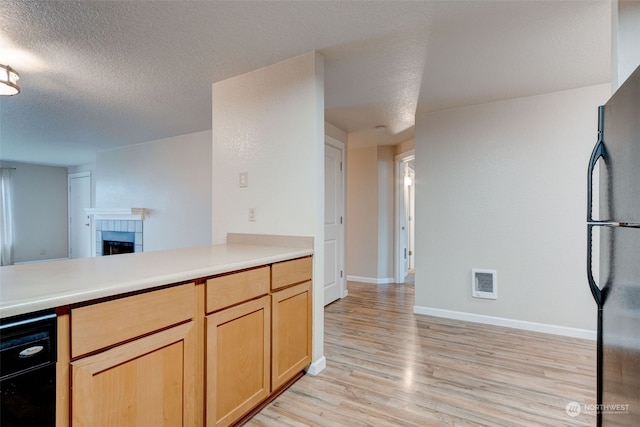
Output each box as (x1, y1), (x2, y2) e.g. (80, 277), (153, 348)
(472, 269), (497, 299)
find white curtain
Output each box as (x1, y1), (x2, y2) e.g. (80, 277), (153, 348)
(0, 168), (15, 266)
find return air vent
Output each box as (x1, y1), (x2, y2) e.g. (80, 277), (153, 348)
(472, 269), (497, 299)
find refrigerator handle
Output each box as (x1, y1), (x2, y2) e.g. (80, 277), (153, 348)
(587, 106), (606, 223)
(586, 105), (606, 308)
(587, 224), (602, 307)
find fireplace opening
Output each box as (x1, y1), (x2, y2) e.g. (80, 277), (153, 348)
(102, 231), (135, 256)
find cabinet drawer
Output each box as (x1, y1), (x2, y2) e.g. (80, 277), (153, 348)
(71, 283), (195, 358)
(271, 257), (312, 290)
(206, 266), (270, 313)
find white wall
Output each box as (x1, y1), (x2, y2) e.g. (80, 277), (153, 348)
(612, 0), (640, 90)
(211, 52), (325, 368)
(95, 130), (212, 252)
(414, 84), (611, 334)
(0, 161), (68, 263)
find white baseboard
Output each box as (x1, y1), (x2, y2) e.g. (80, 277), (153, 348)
(14, 257), (69, 265)
(306, 356), (326, 376)
(413, 305), (596, 340)
(347, 275), (395, 285)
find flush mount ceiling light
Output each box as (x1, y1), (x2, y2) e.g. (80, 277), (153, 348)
(0, 64), (20, 96)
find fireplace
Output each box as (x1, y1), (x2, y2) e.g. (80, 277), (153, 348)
(102, 231), (135, 256)
(96, 220), (143, 256)
(86, 208), (146, 257)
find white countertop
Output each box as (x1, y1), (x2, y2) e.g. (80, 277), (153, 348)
(0, 243), (313, 318)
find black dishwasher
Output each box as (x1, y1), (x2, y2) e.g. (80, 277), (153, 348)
(0, 311), (57, 427)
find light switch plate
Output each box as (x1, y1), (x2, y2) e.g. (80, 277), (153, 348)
(239, 172), (248, 188)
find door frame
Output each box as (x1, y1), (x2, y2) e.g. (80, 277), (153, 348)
(394, 150), (415, 284)
(324, 136), (346, 301)
(68, 172), (92, 259)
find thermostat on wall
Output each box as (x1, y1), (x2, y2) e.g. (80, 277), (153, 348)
(472, 268), (497, 299)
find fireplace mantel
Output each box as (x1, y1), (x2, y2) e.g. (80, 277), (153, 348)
(85, 208), (146, 221)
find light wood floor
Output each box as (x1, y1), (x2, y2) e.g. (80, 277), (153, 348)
(248, 281), (597, 426)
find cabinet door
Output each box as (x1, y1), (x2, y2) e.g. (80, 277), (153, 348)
(206, 295), (271, 427)
(271, 281), (312, 390)
(71, 321), (197, 427)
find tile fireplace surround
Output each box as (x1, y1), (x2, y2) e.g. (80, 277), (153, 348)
(96, 220), (143, 255)
(85, 208), (145, 256)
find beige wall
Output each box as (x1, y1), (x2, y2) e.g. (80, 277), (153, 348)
(211, 52), (326, 369)
(414, 83), (611, 334)
(395, 138), (415, 155)
(345, 144), (396, 283)
(346, 146), (378, 280)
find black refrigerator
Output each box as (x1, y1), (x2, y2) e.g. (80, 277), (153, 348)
(587, 64), (640, 427)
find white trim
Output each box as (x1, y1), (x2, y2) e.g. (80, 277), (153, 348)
(347, 275), (395, 285)
(305, 356), (326, 376)
(413, 305), (596, 340)
(14, 257), (69, 265)
(85, 208), (146, 220)
(325, 135), (345, 151)
(68, 172), (90, 179)
(394, 149), (415, 161)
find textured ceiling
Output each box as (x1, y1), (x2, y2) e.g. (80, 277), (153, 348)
(0, 0), (610, 166)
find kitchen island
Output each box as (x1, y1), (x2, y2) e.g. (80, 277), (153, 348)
(0, 234), (313, 427)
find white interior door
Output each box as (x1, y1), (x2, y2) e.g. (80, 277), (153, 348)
(408, 166), (415, 270)
(68, 172), (92, 259)
(324, 140), (345, 306)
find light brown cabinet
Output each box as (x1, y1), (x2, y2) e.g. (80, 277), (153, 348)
(272, 256), (313, 291)
(206, 296), (271, 426)
(205, 267), (271, 427)
(57, 256), (312, 427)
(205, 259), (312, 426)
(68, 284), (198, 427)
(270, 257), (313, 390)
(271, 281), (312, 390)
(71, 322), (197, 426)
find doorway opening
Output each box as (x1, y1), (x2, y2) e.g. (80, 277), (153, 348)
(395, 150), (415, 284)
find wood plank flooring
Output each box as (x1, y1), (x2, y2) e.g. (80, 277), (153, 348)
(248, 281), (597, 426)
